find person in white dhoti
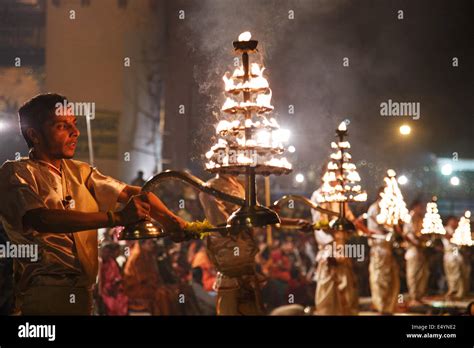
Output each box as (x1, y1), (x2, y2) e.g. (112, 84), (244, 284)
(198, 174), (264, 315)
(443, 216), (469, 299)
(199, 174), (311, 315)
(403, 200), (429, 306)
(366, 195), (400, 314)
(310, 188), (359, 315)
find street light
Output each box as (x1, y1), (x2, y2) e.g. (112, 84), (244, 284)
(441, 163), (453, 176)
(288, 145), (296, 153)
(295, 173), (305, 183)
(450, 176), (460, 186)
(398, 175), (408, 185)
(399, 124), (411, 135)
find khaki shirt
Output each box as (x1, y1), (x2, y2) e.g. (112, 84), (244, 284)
(0, 157), (126, 297)
(198, 176), (259, 282)
(310, 187), (355, 259)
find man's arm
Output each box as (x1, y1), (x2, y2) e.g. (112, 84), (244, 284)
(23, 193), (151, 233)
(23, 183), (186, 234)
(118, 185), (187, 231)
(279, 217), (313, 232)
(117, 185), (141, 203)
(23, 209), (113, 233)
(198, 191), (231, 226)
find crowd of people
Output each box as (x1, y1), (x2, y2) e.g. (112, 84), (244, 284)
(93, 173), (319, 315)
(0, 94), (471, 317)
(82, 172), (472, 316)
(0, 172), (472, 316)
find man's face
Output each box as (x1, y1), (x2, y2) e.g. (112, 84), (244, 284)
(40, 113), (80, 159)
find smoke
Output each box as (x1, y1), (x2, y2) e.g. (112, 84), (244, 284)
(171, 0), (474, 201)
(177, 0), (351, 164)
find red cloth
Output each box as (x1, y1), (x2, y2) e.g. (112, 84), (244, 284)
(269, 250), (292, 282)
(99, 257), (128, 316)
(191, 249), (216, 291)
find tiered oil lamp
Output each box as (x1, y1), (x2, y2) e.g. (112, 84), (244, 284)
(419, 196), (446, 247)
(119, 32), (292, 239)
(204, 31), (292, 230)
(376, 169), (411, 228)
(451, 211), (472, 247)
(420, 197), (446, 235)
(314, 121), (367, 231)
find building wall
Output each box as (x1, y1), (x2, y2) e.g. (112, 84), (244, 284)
(45, 0), (166, 182)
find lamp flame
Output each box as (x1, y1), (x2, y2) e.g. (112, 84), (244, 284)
(338, 121), (347, 131)
(238, 31), (252, 41)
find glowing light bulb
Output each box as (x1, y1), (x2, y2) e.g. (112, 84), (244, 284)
(295, 173), (305, 183)
(441, 164), (453, 176)
(450, 176), (460, 186)
(398, 175), (408, 185)
(399, 124), (411, 135)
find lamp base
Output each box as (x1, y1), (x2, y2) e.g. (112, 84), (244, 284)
(227, 204), (280, 231)
(118, 220), (167, 240)
(330, 216), (355, 232)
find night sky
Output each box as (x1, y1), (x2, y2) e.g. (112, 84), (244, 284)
(1, 0), (472, 206)
(168, 0), (473, 202)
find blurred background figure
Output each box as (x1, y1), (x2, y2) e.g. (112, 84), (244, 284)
(367, 189), (400, 314)
(98, 242), (128, 316)
(403, 200), (429, 306)
(123, 240), (176, 315)
(190, 267), (216, 315)
(131, 170), (146, 187)
(311, 185), (359, 315)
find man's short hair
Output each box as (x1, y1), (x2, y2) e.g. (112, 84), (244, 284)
(18, 93), (68, 148)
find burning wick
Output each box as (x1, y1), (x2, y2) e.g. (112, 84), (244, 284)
(238, 31), (252, 41)
(387, 169), (396, 178)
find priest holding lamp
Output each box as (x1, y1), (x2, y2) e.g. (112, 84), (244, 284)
(366, 170), (410, 314)
(0, 93), (187, 315)
(310, 121), (368, 315)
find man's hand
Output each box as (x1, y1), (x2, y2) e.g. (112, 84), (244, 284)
(115, 193), (151, 226)
(295, 219), (314, 232)
(280, 217), (313, 232)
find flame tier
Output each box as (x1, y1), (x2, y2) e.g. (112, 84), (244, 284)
(205, 35), (291, 174)
(316, 122), (367, 203)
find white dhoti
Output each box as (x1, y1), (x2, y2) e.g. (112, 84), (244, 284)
(315, 256), (358, 315)
(369, 241), (399, 313)
(405, 246), (429, 301)
(462, 253), (471, 297)
(442, 237), (470, 299)
(444, 251), (465, 298)
(311, 192), (358, 316)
